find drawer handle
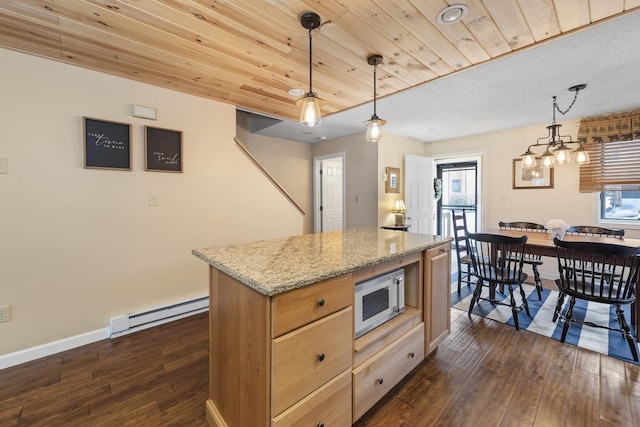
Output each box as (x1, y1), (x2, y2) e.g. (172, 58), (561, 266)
(317, 298), (326, 307)
(317, 353), (325, 362)
(409, 352), (415, 358)
(377, 378), (384, 385)
(317, 423), (325, 427)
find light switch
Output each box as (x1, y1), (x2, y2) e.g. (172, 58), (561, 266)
(0, 157), (7, 174)
(149, 194), (159, 206)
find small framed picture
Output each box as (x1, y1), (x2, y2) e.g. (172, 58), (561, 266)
(83, 117), (132, 170)
(512, 158), (554, 189)
(145, 126), (182, 172)
(385, 167), (400, 193)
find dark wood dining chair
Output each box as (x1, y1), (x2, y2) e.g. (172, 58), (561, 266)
(452, 209), (474, 293)
(553, 238), (640, 362)
(565, 225), (625, 238)
(466, 232), (531, 330)
(498, 221), (545, 300)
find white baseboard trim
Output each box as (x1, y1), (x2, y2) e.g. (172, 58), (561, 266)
(0, 328), (110, 370)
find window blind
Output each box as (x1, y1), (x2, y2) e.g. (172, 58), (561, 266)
(578, 112), (640, 192)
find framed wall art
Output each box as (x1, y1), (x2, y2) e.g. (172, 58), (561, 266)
(512, 158), (554, 189)
(145, 126), (183, 172)
(83, 117), (132, 170)
(385, 167), (400, 193)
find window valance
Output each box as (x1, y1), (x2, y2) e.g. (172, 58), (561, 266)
(578, 111), (640, 192)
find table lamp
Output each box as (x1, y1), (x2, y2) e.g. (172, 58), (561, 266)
(392, 200), (407, 226)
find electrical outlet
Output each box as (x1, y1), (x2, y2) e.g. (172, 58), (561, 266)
(0, 305), (10, 323)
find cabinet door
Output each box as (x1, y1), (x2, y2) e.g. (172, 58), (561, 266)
(424, 244), (451, 355)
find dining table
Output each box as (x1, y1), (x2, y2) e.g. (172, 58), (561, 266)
(483, 228), (640, 339)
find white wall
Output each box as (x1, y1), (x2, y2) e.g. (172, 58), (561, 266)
(0, 48), (303, 357)
(236, 112), (314, 234)
(312, 133), (379, 228)
(377, 133), (426, 226)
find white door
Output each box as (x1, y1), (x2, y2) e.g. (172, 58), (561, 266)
(404, 154), (436, 234)
(314, 154), (345, 232)
(321, 158), (344, 231)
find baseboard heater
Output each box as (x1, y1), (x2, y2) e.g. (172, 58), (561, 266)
(109, 296), (209, 338)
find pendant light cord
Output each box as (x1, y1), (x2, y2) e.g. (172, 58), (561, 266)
(308, 28), (313, 95)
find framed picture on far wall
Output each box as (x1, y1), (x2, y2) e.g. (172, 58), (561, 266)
(385, 167), (400, 193)
(512, 158), (554, 189)
(83, 117), (132, 170)
(145, 126), (183, 172)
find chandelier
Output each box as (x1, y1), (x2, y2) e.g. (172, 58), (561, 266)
(520, 84), (590, 169)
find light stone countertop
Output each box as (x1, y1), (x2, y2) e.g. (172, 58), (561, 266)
(192, 228), (452, 296)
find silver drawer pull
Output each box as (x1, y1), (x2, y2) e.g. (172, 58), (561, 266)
(409, 352), (415, 358)
(377, 378), (384, 385)
(317, 423), (325, 427)
(317, 298), (326, 307)
(317, 353), (325, 362)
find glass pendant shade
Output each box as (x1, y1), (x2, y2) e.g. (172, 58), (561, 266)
(540, 149), (555, 168)
(297, 94), (322, 127)
(366, 117), (383, 142)
(520, 149), (538, 169)
(553, 144), (573, 166)
(573, 143), (590, 165)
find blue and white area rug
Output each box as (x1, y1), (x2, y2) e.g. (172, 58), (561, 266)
(451, 278), (639, 365)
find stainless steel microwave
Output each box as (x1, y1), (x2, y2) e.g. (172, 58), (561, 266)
(354, 268), (405, 338)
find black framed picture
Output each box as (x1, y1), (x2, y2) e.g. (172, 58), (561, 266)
(145, 126), (182, 172)
(83, 117), (132, 170)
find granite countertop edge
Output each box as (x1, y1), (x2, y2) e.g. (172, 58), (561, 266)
(192, 235), (450, 297)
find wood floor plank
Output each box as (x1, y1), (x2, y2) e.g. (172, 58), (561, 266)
(1, 308), (638, 426)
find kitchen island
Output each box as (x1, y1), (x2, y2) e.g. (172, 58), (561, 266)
(193, 228), (452, 427)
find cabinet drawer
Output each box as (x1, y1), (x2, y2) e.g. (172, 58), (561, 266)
(272, 274), (352, 337)
(272, 307), (353, 416)
(352, 323), (424, 421)
(272, 369), (351, 427)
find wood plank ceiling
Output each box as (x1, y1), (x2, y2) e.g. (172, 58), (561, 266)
(1, 0), (639, 123)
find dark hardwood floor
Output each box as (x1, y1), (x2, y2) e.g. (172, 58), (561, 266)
(2, 299), (639, 426)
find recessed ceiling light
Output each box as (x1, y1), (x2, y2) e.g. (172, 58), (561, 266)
(288, 88), (305, 96)
(436, 4), (468, 25)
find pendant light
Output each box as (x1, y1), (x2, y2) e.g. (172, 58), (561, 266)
(297, 12), (324, 127)
(364, 54), (386, 142)
(520, 84), (590, 169)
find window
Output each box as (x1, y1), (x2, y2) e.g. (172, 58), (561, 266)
(600, 191), (640, 221)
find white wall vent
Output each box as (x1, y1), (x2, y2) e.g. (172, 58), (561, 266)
(109, 296), (208, 338)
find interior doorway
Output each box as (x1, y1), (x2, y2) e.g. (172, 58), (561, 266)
(313, 153), (346, 232)
(437, 160), (479, 237)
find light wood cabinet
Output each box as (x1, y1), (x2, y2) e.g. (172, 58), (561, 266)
(424, 244), (452, 354)
(205, 241), (451, 427)
(352, 323), (425, 420)
(272, 369), (352, 427)
(272, 308), (352, 415)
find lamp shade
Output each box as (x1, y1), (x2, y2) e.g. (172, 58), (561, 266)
(366, 117), (385, 142)
(553, 144), (573, 166)
(393, 200), (406, 213)
(573, 143), (590, 165)
(297, 94), (322, 127)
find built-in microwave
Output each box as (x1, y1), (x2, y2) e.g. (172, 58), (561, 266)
(354, 268), (405, 338)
